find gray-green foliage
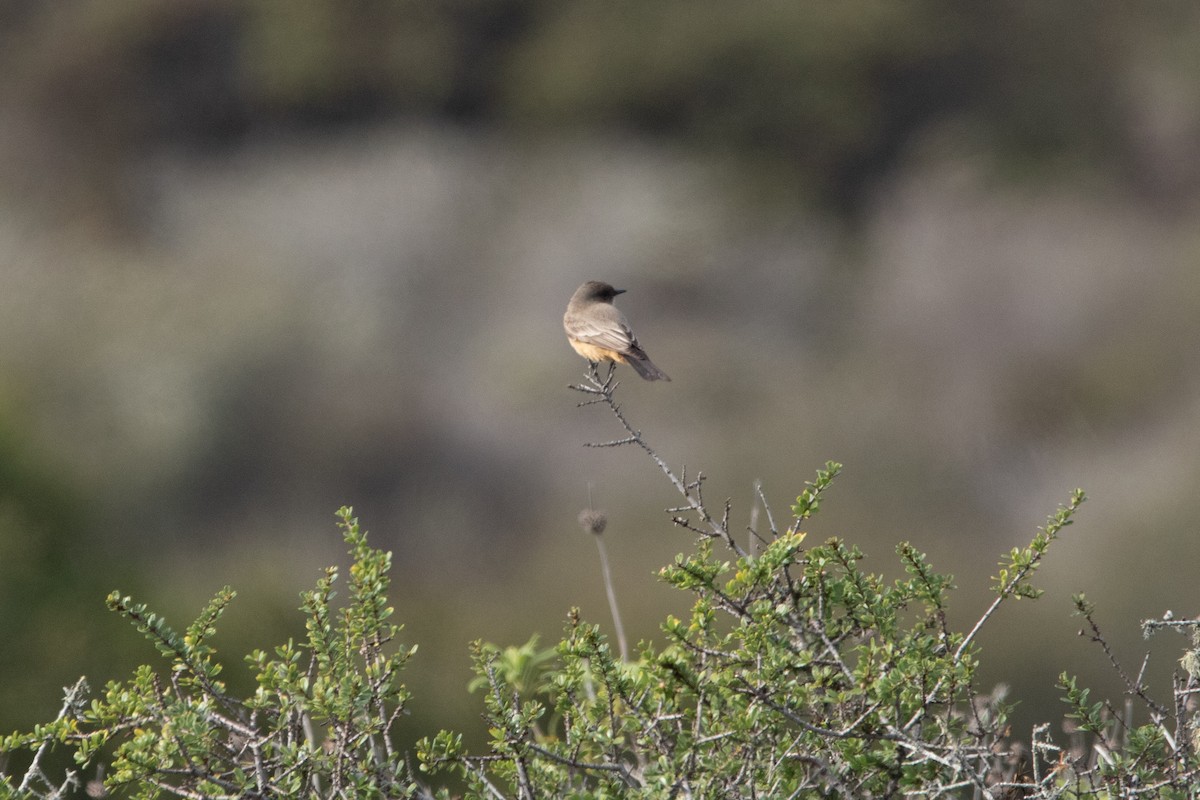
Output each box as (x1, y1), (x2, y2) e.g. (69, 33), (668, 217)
(2, 373), (1200, 797)
(2, 509), (416, 799)
(417, 479), (1200, 798)
(417, 482), (1094, 798)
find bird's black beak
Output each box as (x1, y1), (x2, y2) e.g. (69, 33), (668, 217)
(612, 288), (627, 296)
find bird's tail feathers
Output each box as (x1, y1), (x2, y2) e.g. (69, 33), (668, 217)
(629, 357), (670, 382)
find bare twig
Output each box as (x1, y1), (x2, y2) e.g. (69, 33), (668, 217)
(1142, 615), (1200, 638)
(571, 364), (745, 557)
(19, 677), (87, 795)
(1077, 603), (1166, 719)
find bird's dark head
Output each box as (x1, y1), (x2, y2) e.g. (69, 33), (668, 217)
(577, 281), (626, 303)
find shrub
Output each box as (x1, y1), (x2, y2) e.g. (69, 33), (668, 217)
(3, 366), (1197, 798)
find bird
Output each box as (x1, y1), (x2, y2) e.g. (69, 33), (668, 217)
(563, 280), (670, 381)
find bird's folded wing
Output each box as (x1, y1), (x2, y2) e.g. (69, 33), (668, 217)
(568, 317), (638, 354)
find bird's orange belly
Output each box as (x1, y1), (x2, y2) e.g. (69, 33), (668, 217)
(568, 338), (628, 364)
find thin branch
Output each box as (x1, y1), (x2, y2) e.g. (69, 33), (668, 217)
(594, 535), (629, 662)
(523, 741), (639, 786)
(1077, 604), (1166, 719)
(571, 364), (745, 558)
(19, 677), (88, 794)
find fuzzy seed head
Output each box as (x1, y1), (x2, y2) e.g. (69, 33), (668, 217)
(578, 509), (607, 536)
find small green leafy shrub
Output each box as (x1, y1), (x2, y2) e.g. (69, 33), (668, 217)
(2, 509), (416, 800)
(417, 480), (1095, 798)
(3, 370), (1199, 798)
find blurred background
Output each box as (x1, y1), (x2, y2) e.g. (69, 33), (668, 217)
(2, 0), (1200, 760)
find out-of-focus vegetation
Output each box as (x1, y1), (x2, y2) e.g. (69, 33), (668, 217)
(0, 1), (1186, 221)
(2, 0), (1200, 775)
(0, 413), (143, 723)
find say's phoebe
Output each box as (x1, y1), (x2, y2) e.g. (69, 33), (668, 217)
(564, 280), (670, 381)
